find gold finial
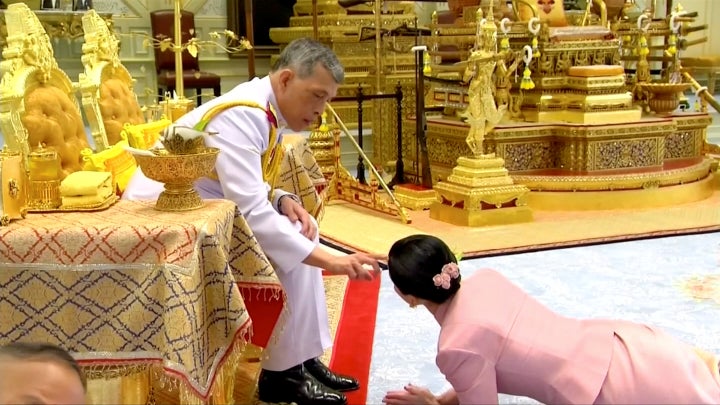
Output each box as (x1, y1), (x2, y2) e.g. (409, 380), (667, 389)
(319, 111), (329, 131)
(431, 10), (438, 25)
(476, 7), (484, 23)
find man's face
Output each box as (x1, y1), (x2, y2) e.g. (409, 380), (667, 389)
(275, 63), (339, 131)
(0, 360), (86, 405)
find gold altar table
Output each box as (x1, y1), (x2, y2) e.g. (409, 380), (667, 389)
(0, 199), (274, 404)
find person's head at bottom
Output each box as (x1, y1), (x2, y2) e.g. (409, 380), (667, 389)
(0, 342), (86, 405)
(269, 37), (344, 132)
(388, 234), (462, 309)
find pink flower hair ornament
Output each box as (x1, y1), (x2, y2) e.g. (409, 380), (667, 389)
(433, 262), (460, 289)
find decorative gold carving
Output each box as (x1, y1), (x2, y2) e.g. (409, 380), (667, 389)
(308, 113), (336, 180)
(430, 154), (533, 227)
(0, 145), (28, 226)
(514, 159), (714, 191)
(0, 10), (113, 47)
(393, 185), (438, 211)
(79, 9), (131, 151)
(133, 148), (221, 212)
(0, 3), (82, 171)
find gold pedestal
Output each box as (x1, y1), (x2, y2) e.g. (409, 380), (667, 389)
(394, 184), (438, 211)
(28, 179), (61, 210)
(156, 185), (204, 211)
(430, 155), (533, 227)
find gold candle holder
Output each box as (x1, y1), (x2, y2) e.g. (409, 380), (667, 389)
(27, 144), (62, 209)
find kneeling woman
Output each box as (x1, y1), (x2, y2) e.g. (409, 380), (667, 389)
(382, 234), (720, 405)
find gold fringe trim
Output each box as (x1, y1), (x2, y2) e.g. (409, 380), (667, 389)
(82, 330), (251, 405)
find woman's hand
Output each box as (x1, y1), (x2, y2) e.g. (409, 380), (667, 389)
(383, 384), (439, 405)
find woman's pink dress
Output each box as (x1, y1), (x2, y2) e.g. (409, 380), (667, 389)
(434, 269), (720, 404)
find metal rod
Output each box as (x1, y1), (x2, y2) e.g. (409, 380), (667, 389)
(394, 82), (404, 185)
(356, 84), (366, 184)
(173, 0), (184, 96)
(244, 0), (256, 79)
(682, 71), (720, 113)
(326, 103), (410, 223)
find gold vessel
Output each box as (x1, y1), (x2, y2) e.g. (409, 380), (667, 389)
(0, 145), (28, 225)
(133, 148), (220, 211)
(639, 83), (693, 115)
(27, 144), (62, 209)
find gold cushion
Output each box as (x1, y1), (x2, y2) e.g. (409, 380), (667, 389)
(518, 0), (568, 27)
(81, 140), (137, 193)
(568, 65), (625, 77)
(59, 170), (112, 197)
(99, 78), (145, 146)
(121, 119), (172, 150)
(22, 85), (90, 179)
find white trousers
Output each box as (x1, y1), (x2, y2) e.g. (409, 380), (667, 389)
(261, 216), (333, 371)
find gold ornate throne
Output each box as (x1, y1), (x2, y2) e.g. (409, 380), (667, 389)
(78, 10), (170, 192)
(0, 3), (89, 178)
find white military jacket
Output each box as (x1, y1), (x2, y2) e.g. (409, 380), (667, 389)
(124, 76), (315, 272)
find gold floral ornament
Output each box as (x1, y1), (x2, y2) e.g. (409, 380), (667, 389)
(140, 29), (252, 59)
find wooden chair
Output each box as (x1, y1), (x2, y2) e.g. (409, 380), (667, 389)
(150, 9), (221, 106)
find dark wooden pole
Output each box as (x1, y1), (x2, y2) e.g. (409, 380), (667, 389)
(244, 0), (256, 79)
(312, 0), (318, 40)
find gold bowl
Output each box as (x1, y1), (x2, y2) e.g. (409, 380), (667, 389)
(639, 83), (692, 115)
(133, 147), (220, 211)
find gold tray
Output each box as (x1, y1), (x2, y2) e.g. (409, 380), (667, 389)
(27, 195), (119, 213)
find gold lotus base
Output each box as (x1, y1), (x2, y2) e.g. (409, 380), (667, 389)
(429, 203), (533, 227)
(394, 185), (438, 211)
(526, 173), (717, 211)
(155, 185), (204, 211)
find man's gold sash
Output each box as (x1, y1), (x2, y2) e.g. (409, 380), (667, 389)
(193, 101), (285, 199)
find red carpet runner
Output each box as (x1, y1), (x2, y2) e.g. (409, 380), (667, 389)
(329, 275), (382, 405)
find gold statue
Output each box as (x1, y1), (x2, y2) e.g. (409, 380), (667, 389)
(461, 4), (506, 157)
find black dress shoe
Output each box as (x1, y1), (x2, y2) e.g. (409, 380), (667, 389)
(303, 357), (360, 392)
(257, 366), (347, 405)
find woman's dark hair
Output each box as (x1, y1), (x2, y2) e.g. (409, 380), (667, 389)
(0, 342), (86, 390)
(388, 234), (461, 304)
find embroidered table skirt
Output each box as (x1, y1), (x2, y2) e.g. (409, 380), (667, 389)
(0, 199), (275, 404)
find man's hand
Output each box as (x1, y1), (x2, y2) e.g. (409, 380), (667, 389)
(383, 384), (439, 405)
(279, 195), (316, 240)
(324, 252), (383, 281)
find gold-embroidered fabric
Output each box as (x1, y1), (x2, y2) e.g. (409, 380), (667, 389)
(0, 200), (272, 401)
(278, 135), (327, 219)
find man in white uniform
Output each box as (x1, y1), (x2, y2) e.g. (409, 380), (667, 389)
(123, 38), (381, 405)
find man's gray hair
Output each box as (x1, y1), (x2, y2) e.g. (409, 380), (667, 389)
(272, 37), (344, 83)
(0, 342), (86, 390)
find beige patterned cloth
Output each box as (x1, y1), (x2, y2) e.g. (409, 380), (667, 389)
(0, 199), (269, 401)
(278, 134), (328, 219)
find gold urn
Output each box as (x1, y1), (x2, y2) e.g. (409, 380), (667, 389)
(27, 143), (62, 210)
(639, 83), (692, 115)
(0, 145), (28, 226)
